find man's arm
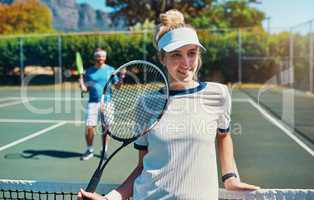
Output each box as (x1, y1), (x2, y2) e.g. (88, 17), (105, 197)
(79, 75), (88, 92)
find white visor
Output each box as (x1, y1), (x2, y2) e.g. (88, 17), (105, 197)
(157, 27), (206, 52)
(94, 50), (107, 57)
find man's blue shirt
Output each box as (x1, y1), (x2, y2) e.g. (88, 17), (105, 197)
(85, 64), (118, 103)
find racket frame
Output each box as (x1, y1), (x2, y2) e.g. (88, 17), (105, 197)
(83, 60), (169, 194)
(76, 52), (86, 98)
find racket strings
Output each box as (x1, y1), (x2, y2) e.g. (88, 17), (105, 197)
(103, 63), (168, 140)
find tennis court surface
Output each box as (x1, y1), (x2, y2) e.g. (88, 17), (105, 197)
(0, 86), (313, 199)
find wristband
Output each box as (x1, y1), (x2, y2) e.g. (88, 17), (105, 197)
(222, 172), (237, 183)
(104, 189), (122, 200)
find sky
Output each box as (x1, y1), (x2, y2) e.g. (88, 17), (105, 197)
(252, 0), (314, 32)
(76, 0), (314, 32)
(76, 0), (112, 12)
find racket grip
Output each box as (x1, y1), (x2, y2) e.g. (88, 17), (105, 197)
(85, 168), (102, 193)
(81, 91), (84, 98)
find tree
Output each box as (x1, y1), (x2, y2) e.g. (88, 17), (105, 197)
(0, 0), (53, 35)
(106, 0), (214, 26)
(190, 1), (265, 29)
(106, 0), (265, 30)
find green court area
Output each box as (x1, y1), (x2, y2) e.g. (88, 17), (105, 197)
(0, 87), (313, 193)
(242, 87), (314, 144)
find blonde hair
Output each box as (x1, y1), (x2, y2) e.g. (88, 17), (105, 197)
(154, 9), (186, 48)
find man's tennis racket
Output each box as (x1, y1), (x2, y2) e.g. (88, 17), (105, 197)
(83, 60), (169, 196)
(76, 52), (86, 98)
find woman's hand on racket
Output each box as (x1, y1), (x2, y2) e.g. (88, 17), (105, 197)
(224, 177), (260, 191)
(77, 188), (108, 200)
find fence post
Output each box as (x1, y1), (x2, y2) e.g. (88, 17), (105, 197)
(58, 35), (63, 84)
(289, 28), (294, 88)
(237, 29), (242, 83)
(309, 20), (313, 93)
(19, 38), (24, 86)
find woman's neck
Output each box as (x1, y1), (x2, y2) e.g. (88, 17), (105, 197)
(169, 81), (199, 90)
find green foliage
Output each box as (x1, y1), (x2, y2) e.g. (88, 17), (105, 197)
(129, 20), (156, 32)
(0, 29), (297, 84)
(0, 0), (53, 35)
(106, 0), (264, 30)
(107, 0), (214, 26)
(0, 38), (19, 76)
(190, 1), (265, 29)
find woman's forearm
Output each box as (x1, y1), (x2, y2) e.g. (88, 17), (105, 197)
(217, 133), (235, 175)
(115, 165), (143, 199)
(115, 150), (146, 199)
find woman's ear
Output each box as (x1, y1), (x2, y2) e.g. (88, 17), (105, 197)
(159, 54), (165, 66)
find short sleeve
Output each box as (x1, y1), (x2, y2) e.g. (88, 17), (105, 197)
(217, 85), (231, 133)
(134, 135), (148, 150)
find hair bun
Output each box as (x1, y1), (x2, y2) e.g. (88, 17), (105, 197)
(160, 9), (185, 27)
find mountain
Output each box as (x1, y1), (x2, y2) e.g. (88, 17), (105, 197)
(0, 0), (113, 32)
(43, 0), (113, 31)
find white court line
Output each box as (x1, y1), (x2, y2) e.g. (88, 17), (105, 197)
(0, 98), (312, 156)
(0, 99), (30, 108)
(246, 98), (314, 157)
(30, 97), (84, 101)
(0, 97), (84, 101)
(232, 98), (250, 102)
(0, 97), (14, 102)
(0, 119), (84, 124)
(0, 122), (67, 152)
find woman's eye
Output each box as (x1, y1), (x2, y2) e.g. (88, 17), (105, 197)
(188, 51), (197, 57)
(171, 53), (181, 58)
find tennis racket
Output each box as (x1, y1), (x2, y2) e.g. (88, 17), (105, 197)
(83, 60), (169, 196)
(76, 52), (86, 98)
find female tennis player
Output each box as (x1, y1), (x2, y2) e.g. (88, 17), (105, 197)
(78, 9), (260, 200)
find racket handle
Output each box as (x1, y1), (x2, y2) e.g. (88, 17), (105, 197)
(81, 91), (84, 98)
(85, 168), (103, 193)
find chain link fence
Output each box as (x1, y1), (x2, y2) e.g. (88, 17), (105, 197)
(0, 23), (313, 91)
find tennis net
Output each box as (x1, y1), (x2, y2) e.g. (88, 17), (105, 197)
(1, 179), (313, 200)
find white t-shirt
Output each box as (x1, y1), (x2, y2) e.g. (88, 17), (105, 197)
(133, 82), (231, 200)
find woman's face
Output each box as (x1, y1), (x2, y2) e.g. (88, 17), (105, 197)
(161, 44), (200, 86)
